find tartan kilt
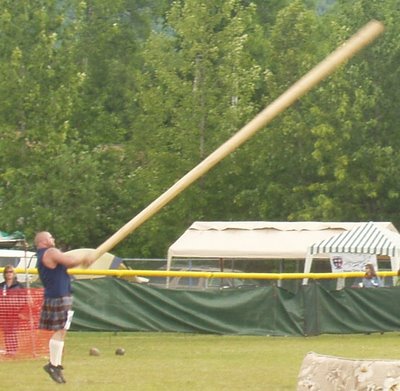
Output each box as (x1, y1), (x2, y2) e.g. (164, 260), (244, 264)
(39, 296), (73, 331)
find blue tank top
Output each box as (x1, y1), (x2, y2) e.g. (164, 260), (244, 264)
(37, 248), (71, 298)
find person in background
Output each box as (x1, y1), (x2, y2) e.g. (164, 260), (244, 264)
(35, 231), (95, 384)
(0, 265), (22, 292)
(361, 263), (382, 288)
(0, 265), (23, 356)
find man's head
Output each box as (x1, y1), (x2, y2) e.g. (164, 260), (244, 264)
(34, 231), (55, 249)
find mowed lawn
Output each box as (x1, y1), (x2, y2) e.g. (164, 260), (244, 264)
(1, 331), (399, 391)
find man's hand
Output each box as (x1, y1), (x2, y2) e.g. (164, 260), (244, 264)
(81, 253), (97, 268)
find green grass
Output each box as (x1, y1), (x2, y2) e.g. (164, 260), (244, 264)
(1, 331), (399, 390)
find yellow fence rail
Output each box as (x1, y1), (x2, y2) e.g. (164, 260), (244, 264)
(2, 268), (399, 280)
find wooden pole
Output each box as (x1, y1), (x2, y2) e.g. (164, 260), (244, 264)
(94, 20), (384, 259)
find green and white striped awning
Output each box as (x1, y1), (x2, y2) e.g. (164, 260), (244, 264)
(309, 221), (400, 257)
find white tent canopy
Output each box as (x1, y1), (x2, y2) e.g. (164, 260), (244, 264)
(167, 221), (398, 271)
(304, 221), (400, 281)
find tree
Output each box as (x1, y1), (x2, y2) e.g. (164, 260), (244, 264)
(123, 0), (262, 256)
(70, 0), (171, 147)
(0, 0), (99, 245)
(231, 0), (400, 229)
(1, 0), (399, 258)
(229, 0), (324, 221)
(293, 0), (400, 224)
(0, 1), (168, 250)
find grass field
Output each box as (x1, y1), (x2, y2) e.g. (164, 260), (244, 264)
(1, 331), (399, 390)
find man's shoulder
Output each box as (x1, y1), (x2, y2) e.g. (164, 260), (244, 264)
(40, 247), (64, 268)
(43, 247), (63, 259)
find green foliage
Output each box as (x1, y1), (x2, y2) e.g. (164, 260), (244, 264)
(0, 0), (93, 247)
(127, 0), (262, 256)
(0, 0), (399, 258)
(292, 0), (400, 223)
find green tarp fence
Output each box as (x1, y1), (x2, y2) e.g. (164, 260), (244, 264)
(70, 278), (400, 336)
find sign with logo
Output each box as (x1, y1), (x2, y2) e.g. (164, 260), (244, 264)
(329, 253), (377, 272)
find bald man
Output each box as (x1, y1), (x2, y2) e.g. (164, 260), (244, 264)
(35, 231), (94, 384)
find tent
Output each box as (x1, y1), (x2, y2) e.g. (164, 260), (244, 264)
(304, 221), (400, 284)
(0, 230), (26, 248)
(167, 221), (398, 271)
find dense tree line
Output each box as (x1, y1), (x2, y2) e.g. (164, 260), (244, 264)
(0, 0), (399, 259)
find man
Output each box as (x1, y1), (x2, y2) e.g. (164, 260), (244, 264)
(35, 231), (95, 384)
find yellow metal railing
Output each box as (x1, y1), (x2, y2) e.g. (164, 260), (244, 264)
(2, 268), (398, 280)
